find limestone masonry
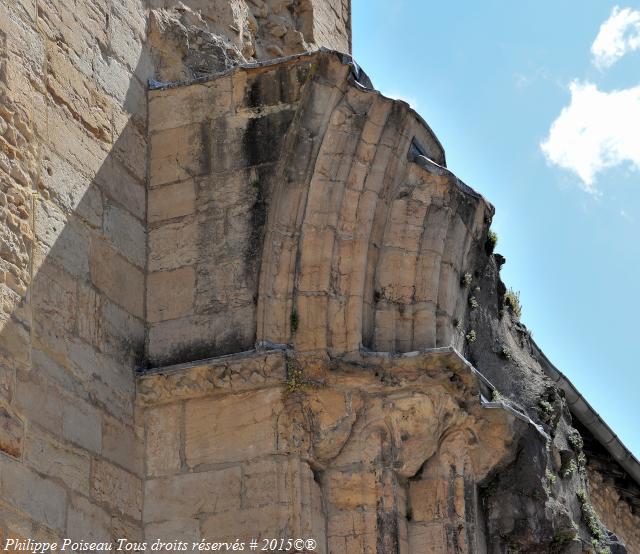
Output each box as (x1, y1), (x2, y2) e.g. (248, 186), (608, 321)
(0, 1), (638, 553)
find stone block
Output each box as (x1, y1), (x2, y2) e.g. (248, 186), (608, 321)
(90, 238), (144, 319)
(243, 459), (298, 509)
(200, 505), (293, 543)
(62, 397), (102, 454)
(145, 519), (200, 553)
(112, 114), (147, 183)
(94, 157), (145, 221)
(103, 202), (146, 268)
(31, 260), (78, 334)
(147, 267), (195, 323)
(408, 522), (447, 554)
(0, 457), (67, 530)
(98, 296), (145, 365)
(66, 495), (111, 544)
(34, 203), (90, 280)
(103, 416), (143, 476)
(40, 146), (103, 229)
(194, 258), (256, 314)
(409, 478), (449, 522)
(0, 405), (23, 459)
(146, 303), (256, 366)
(184, 389), (283, 467)
(24, 428), (91, 496)
(150, 123), (209, 187)
(92, 459), (142, 520)
(46, 43), (113, 143)
(148, 218), (198, 272)
(326, 471), (378, 510)
(145, 403), (182, 478)
(14, 368), (63, 435)
(149, 78), (233, 133)
(46, 102), (109, 179)
(144, 467), (241, 523)
(0, 360), (15, 403)
(148, 180), (196, 223)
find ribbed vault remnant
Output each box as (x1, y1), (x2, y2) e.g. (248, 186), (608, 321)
(147, 51), (491, 366)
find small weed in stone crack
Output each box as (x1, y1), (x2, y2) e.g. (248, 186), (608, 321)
(485, 230), (498, 254)
(466, 329), (477, 343)
(504, 288), (522, 318)
(460, 272), (473, 287)
(577, 489), (608, 546)
(500, 345), (513, 359)
(290, 309), (299, 333)
(568, 429), (584, 451)
(469, 296), (479, 309)
(538, 400), (554, 420)
(563, 459), (578, 478)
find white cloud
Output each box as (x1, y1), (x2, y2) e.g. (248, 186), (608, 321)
(591, 6), (640, 68)
(540, 81), (640, 191)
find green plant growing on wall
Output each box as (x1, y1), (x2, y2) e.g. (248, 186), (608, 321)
(577, 488), (609, 551)
(466, 329), (477, 343)
(568, 429), (584, 451)
(486, 230), (498, 254)
(469, 296), (479, 309)
(290, 309), (299, 333)
(461, 272), (473, 287)
(563, 459), (578, 478)
(538, 400), (554, 421)
(504, 288), (522, 318)
(501, 345), (513, 359)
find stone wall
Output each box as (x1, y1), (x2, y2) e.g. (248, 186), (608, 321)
(2, 1), (640, 553)
(0, 0), (148, 545)
(146, 51), (474, 366)
(137, 348), (525, 554)
(148, 0), (352, 83)
(574, 420), (640, 552)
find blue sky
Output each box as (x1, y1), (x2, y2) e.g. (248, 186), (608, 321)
(352, 1), (640, 458)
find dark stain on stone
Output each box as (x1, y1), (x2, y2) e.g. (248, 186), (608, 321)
(245, 166), (269, 282)
(376, 509), (399, 554)
(242, 109), (295, 167)
(145, 332), (253, 369)
(246, 66), (296, 109)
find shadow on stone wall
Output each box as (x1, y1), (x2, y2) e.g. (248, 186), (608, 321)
(0, 3), (151, 535)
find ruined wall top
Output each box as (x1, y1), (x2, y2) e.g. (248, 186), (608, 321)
(148, 0), (352, 82)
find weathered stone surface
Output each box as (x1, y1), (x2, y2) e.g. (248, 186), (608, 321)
(0, 405), (23, 459)
(145, 403), (182, 477)
(148, 180), (196, 223)
(146, 267), (195, 323)
(185, 388), (283, 466)
(66, 494), (112, 544)
(61, 398), (102, 454)
(145, 467), (242, 523)
(0, 458), (67, 531)
(90, 238), (145, 319)
(1, 1), (637, 552)
(91, 458), (142, 520)
(24, 428), (92, 496)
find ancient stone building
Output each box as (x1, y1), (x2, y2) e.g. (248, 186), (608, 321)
(1, 1), (638, 553)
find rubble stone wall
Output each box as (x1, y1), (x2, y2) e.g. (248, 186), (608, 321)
(0, 0), (148, 545)
(147, 0), (352, 83)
